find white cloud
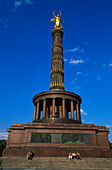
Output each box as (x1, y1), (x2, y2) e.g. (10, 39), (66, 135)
(76, 72), (89, 76)
(71, 78), (77, 84)
(14, 0), (33, 7)
(64, 47), (84, 53)
(69, 59), (84, 64)
(64, 59), (68, 62)
(14, 0), (22, 7)
(68, 48), (79, 52)
(76, 72), (82, 75)
(76, 86), (80, 89)
(102, 62), (112, 68)
(80, 109), (87, 115)
(106, 125), (111, 128)
(0, 130), (8, 140)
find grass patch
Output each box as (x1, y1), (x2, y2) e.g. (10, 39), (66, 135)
(0, 158), (2, 166)
(0, 140), (7, 157)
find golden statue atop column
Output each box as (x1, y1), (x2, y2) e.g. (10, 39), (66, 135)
(51, 10), (64, 29)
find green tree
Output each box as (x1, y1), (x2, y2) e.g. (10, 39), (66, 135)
(109, 142), (112, 150)
(0, 139), (7, 157)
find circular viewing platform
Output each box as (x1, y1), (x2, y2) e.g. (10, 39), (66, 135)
(32, 90), (82, 124)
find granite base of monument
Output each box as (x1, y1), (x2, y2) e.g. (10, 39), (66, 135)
(3, 121), (112, 158)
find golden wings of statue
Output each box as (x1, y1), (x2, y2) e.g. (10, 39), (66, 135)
(51, 10), (64, 29)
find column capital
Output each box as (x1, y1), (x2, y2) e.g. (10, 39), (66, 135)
(36, 100), (39, 103)
(77, 100), (80, 104)
(34, 102), (36, 105)
(71, 99), (74, 102)
(62, 97), (66, 100)
(42, 98), (46, 101)
(52, 97), (56, 99)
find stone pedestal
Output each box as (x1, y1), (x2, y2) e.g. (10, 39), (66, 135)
(3, 122), (112, 158)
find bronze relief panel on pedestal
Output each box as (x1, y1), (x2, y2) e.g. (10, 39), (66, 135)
(31, 133), (91, 144)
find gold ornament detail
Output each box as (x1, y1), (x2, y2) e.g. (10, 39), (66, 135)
(52, 55), (63, 60)
(52, 43), (63, 48)
(51, 68), (64, 74)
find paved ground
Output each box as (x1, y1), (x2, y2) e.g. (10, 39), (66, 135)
(0, 169), (100, 170)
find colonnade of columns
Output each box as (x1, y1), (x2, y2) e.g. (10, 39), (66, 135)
(33, 98), (81, 123)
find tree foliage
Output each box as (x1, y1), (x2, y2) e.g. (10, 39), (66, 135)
(0, 139), (7, 157)
(109, 142), (112, 150)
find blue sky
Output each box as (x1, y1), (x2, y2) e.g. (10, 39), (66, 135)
(0, 0), (112, 142)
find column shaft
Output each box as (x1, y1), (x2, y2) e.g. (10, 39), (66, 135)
(76, 102), (81, 122)
(33, 104), (36, 122)
(71, 100), (74, 120)
(62, 98), (66, 118)
(36, 102), (40, 121)
(52, 98), (55, 118)
(43, 99), (46, 118)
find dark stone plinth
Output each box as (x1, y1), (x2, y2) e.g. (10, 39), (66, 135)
(33, 118), (81, 124)
(3, 123), (111, 158)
